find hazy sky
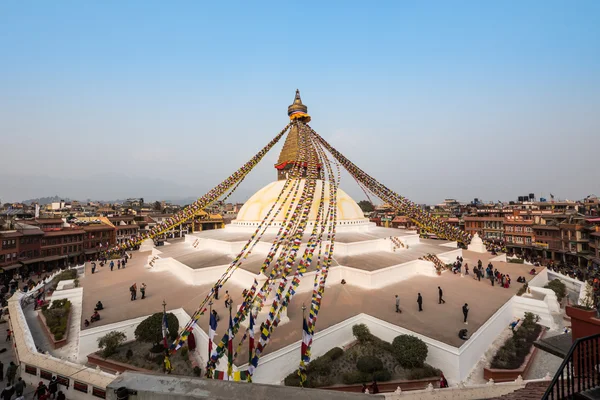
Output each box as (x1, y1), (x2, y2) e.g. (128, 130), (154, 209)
(1, 1), (599, 205)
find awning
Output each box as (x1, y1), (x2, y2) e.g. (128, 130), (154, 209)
(42, 255), (67, 262)
(1, 264), (22, 271)
(21, 257), (46, 265)
(534, 332), (572, 358)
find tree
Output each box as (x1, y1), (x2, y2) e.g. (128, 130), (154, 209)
(153, 201), (162, 211)
(98, 331), (127, 358)
(392, 334), (428, 368)
(544, 279), (567, 303)
(352, 323), (371, 343)
(357, 200), (374, 213)
(134, 312), (179, 345)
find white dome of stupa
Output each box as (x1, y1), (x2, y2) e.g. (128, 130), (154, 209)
(232, 179), (369, 228)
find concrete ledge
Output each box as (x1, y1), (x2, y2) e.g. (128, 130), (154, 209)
(87, 351), (153, 374)
(322, 377), (439, 393)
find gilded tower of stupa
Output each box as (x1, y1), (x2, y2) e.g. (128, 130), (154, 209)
(275, 90), (321, 180)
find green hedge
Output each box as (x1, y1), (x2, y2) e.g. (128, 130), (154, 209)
(42, 299), (71, 341)
(342, 370), (371, 385)
(407, 364), (441, 380)
(508, 258), (525, 264)
(356, 355), (383, 374)
(324, 347), (344, 361)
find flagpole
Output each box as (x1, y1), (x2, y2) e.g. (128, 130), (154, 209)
(300, 303), (306, 387)
(227, 300), (233, 380)
(208, 299), (213, 358)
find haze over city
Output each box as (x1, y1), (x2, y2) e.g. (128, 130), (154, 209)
(1, 1), (599, 204)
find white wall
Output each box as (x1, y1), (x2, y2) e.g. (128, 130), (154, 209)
(454, 301), (514, 380)
(247, 306), (518, 385)
(151, 255), (439, 292)
(250, 315), (361, 385)
(547, 270), (586, 303)
(512, 293), (557, 330)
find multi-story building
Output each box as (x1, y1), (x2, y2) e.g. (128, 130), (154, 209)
(504, 213), (534, 252)
(463, 216), (504, 240)
(109, 216), (140, 245)
(0, 231), (21, 270)
(40, 229), (85, 268)
(532, 224), (561, 260)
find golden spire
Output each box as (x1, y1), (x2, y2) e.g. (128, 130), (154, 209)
(287, 89), (310, 122)
(276, 90), (318, 180)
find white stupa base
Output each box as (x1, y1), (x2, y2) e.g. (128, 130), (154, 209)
(467, 233), (487, 253)
(139, 239), (155, 252)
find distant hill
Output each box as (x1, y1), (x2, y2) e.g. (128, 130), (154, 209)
(22, 196), (70, 205)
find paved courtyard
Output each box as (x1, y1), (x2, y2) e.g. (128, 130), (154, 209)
(79, 245), (539, 366)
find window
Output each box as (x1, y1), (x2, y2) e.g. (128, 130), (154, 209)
(525, 237), (532, 244)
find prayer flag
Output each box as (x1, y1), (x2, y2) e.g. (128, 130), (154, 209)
(227, 312), (234, 379)
(162, 309), (169, 349)
(209, 312), (218, 356)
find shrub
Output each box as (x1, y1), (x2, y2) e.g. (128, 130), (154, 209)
(372, 336), (394, 353)
(180, 346), (189, 358)
(307, 356), (331, 376)
(193, 366), (202, 377)
(373, 369), (392, 382)
(284, 371), (302, 387)
(74, 278), (80, 288)
(134, 313), (179, 344)
(352, 324), (371, 343)
(407, 364), (441, 380)
(508, 258), (524, 264)
(51, 269), (78, 289)
(356, 355), (383, 374)
(42, 299), (71, 341)
(544, 279), (567, 303)
(324, 347), (344, 361)
(491, 313), (542, 369)
(577, 282), (595, 310)
(392, 335), (428, 368)
(97, 331), (127, 358)
(342, 371), (371, 385)
(126, 349), (133, 360)
(516, 284), (528, 296)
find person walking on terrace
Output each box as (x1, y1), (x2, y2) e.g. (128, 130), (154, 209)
(438, 286), (445, 304)
(463, 303), (469, 324)
(395, 295), (401, 313)
(417, 293), (423, 312)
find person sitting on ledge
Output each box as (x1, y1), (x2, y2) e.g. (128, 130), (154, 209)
(509, 319), (520, 331)
(458, 328), (469, 340)
(529, 268), (536, 275)
(91, 311), (100, 323)
(84, 319), (90, 328)
(95, 301), (104, 311)
(341, 279), (346, 285)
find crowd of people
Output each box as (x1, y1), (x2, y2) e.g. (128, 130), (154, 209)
(90, 253), (130, 274)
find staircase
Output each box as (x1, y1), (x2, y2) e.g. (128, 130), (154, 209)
(542, 333), (600, 399)
(390, 236), (405, 251)
(419, 254), (447, 272)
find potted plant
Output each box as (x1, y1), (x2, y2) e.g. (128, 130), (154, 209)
(566, 282), (597, 320)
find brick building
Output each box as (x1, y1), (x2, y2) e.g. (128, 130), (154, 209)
(504, 214), (534, 251)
